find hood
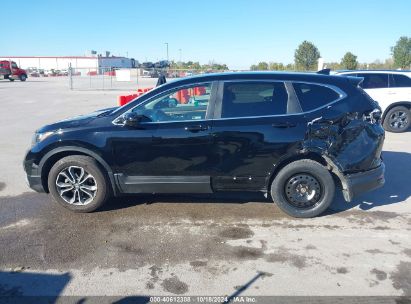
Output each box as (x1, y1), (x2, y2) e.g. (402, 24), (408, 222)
(36, 107), (118, 133)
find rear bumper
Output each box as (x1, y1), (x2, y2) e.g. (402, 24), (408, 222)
(341, 163), (385, 202)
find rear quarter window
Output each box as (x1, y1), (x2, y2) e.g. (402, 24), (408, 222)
(391, 74), (411, 87)
(292, 83), (340, 112)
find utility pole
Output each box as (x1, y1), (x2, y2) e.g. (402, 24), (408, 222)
(179, 48), (182, 62)
(165, 43), (169, 62)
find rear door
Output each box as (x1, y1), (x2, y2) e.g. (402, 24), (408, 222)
(209, 80), (306, 192)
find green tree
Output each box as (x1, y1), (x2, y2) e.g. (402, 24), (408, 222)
(285, 63), (294, 71)
(325, 62), (341, 71)
(340, 52), (358, 70)
(257, 62), (269, 70)
(294, 41), (321, 71)
(391, 36), (411, 69)
(269, 62), (285, 70)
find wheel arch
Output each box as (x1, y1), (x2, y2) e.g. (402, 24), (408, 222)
(382, 101), (411, 121)
(266, 151), (345, 192)
(39, 146), (118, 195)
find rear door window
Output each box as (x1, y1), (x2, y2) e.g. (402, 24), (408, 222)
(292, 83), (340, 112)
(357, 73), (389, 89)
(221, 82), (288, 118)
(390, 74), (411, 88)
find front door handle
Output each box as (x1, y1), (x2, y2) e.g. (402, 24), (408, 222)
(184, 125), (209, 132)
(271, 122), (296, 128)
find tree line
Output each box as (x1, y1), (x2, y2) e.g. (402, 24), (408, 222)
(250, 36), (411, 71)
(169, 61), (228, 71)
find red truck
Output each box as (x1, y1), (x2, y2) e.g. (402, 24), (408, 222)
(0, 60), (28, 81)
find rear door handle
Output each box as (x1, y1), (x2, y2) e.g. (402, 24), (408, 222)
(271, 122), (296, 128)
(184, 125), (209, 132)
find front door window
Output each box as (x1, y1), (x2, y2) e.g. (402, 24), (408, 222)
(133, 83), (212, 122)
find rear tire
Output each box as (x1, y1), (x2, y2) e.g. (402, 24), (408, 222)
(8, 78), (14, 82)
(47, 155), (111, 212)
(270, 159), (335, 218)
(383, 106), (410, 133)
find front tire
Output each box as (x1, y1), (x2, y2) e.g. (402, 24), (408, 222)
(383, 106), (410, 133)
(47, 155), (111, 212)
(270, 159), (335, 218)
(19, 74), (27, 81)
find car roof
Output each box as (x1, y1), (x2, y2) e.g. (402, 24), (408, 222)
(165, 71), (349, 86)
(336, 70), (411, 75)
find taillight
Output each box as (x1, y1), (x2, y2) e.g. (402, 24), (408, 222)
(363, 108), (382, 124)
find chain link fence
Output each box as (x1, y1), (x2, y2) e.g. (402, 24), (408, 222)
(67, 67), (232, 91)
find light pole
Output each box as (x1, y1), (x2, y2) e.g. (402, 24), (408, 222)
(178, 48), (182, 63)
(164, 43), (169, 62)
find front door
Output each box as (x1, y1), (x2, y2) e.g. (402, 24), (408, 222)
(113, 82), (218, 193)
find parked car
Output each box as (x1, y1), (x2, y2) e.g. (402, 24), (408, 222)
(335, 70), (411, 132)
(141, 62), (155, 69)
(0, 60), (27, 81)
(24, 72), (385, 218)
(154, 60), (170, 69)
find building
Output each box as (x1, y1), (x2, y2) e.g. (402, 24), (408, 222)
(0, 55), (136, 70)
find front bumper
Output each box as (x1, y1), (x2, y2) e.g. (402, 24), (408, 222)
(24, 157), (46, 193)
(341, 163), (385, 202)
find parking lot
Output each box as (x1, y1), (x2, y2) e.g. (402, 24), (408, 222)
(0, 78), (410, 298)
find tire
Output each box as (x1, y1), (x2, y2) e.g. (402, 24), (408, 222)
(383, 106), (410, 133)
(47, 155), (111, 212)
(19, 74), (27, 81)
(8, 78), (14, 82)
(270, 159), (335, 218)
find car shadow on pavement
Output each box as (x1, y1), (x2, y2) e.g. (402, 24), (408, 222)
(101, 191), (271, 212)
(0, 271), (70, 301)
(328, 150), (411, 213)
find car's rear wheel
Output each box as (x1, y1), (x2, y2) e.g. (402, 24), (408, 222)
(47, 155), (111, 212)
(383, 106), (410, 133)
(270, 159), (335, 218)
(8, 78), (14, 82)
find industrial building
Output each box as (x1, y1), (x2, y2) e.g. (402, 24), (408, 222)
(0, 53), (136, 70)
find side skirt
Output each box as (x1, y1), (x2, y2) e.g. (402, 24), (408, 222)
(114, 174), (213, 194)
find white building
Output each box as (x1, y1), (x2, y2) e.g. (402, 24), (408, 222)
(0, 56), (136, 70)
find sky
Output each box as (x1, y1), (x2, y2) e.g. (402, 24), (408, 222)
(1, 0), (410, 69)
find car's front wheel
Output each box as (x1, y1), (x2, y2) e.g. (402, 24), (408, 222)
(19, 74), (27, 81)
(47, 155), (111, 212)
(383, 106), (410, 133)
(270, 159), (335, 218)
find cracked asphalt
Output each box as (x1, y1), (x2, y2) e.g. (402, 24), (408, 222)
(0, 78), (410, 299)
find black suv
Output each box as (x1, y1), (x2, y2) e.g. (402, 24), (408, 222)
(24, 72), (385, 218)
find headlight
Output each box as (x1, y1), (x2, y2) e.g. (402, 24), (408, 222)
(32, 131), (54, 145)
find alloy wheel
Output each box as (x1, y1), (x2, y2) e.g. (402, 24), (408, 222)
(389, 110), (409, 130)
(55, 166), (97, 205)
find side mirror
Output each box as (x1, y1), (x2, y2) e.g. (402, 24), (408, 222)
(123, 112), (143, 127)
